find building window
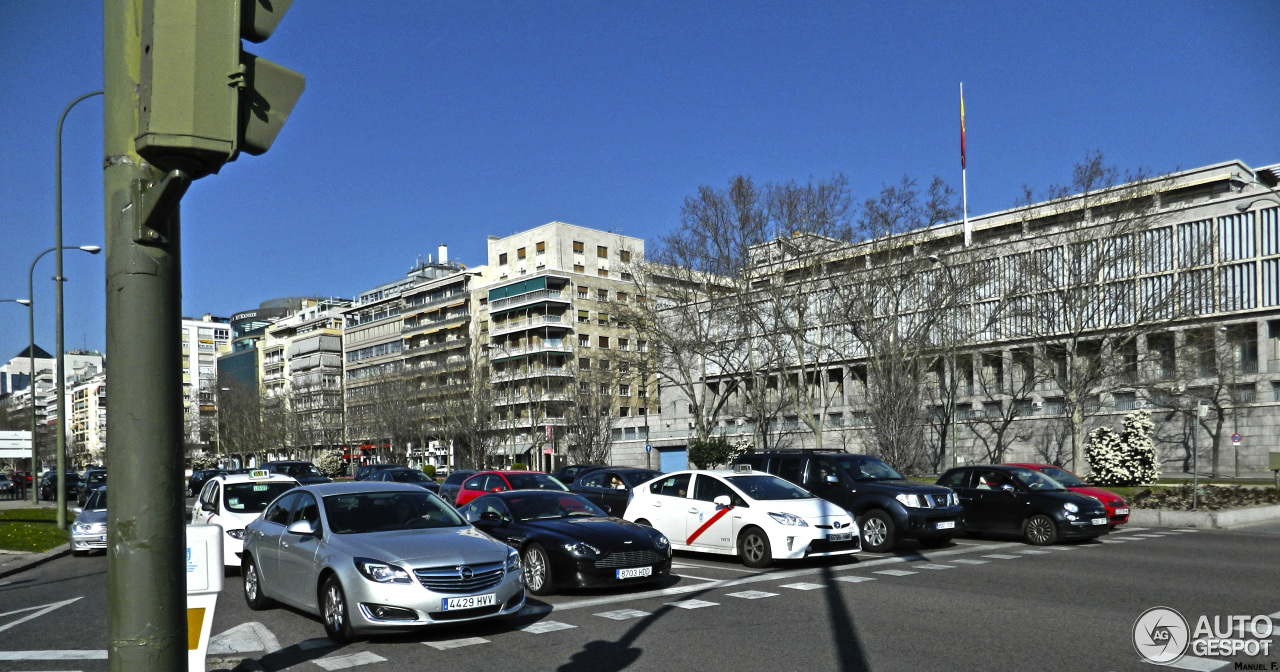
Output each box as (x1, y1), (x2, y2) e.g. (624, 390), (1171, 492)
(499, 253), (508, 265)
(598, 313), (609, 325)
(536, 241), (546, 254)
(577, 310), (590, 323)
(616, 292), (628, 303)
(579, 357), (591, 370)
(597, 289), (608, 302)
(579, 382), (590, 394)
(618, 338), (629, 351)
(619, 250), (631, 263)
(598, 269), (609, 278)
(599, 359), (610, 371)
(599, 336), (610, 349)
(618, 406), (631, 417)
(578, 334), (590, 348)
(638, 340), (648, 353)
(638, 406), (647, 416)
(573, 241), (584, 254)
(573, 264), (585, 273)
(619, 384), (630, 397)
(597, 245), (608, 258)
(621, 272), (634, 282)
(619, 360), (630, 373)
(517, 247), (526, 259)
(599, 383), (610, 395)
(577, 286), (588, 299)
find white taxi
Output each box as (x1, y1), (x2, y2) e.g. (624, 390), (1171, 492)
(623, 467), (860, 568)
(192, 470), (299, 568)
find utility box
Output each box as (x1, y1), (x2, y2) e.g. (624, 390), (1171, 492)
(186, 524), (224, 672)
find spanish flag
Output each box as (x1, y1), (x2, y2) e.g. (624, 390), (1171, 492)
(960, 83), (967, 171)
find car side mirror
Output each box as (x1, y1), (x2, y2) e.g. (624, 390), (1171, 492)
(475, 511), (503, 527)
(1000, 484), (1016, 494)
(286, 520), (317, 536)
(72, 507), (83, 515)
(713, 495), (732, 509)
(490, 486), (505, 493)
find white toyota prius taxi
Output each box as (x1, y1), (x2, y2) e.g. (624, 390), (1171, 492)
(192, 470), (300, 568)
(623, 467), (860, 568)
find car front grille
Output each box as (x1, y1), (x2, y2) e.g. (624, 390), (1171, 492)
(428, 604), (502, 621)
(922, 494), (953, 508)
(594, 549), (666, 569)
(414, 562), (504, 594)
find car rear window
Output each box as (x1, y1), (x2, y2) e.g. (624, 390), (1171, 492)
(505, 474), (568, 491)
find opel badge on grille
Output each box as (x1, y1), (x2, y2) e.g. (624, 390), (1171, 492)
(458, 566), (474, 580)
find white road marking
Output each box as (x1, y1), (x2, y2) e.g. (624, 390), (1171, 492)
(669, 563), (699, 569)
(1043, 546), (1077, 550)
(916, 564), (955, 570)
(313, 651), (387, 670)
(1142, 654), (1230, 670)
(0, 651), (106, 660)
(520, 620), (577, 634)
(833, 576), (875, 583)
(595, 609), (650, 621)
(207, 621), (281, 655)
(1018, 550), (1052, 555)
(727, 590), (778, 599)
(1174, 529), (1200, 533)
(1125, 527), (1149, 532)
(423, 637), (489, 650)
(1132, 534), (1166, 538)
(668, 562), (761, 574)
(779, 582), (826, 590)
(1269, 610), (1280, 619)
(1099, 539), (1126, 544)
(672, 573), (722, 582)
(1113, 537), (1147, 541)
(873, 569), (916, 577)
(0, 598), (84, 635)
(948, 559), (989, 565)
(982, 554), (1021, 560)
(666, 599), (718, 609)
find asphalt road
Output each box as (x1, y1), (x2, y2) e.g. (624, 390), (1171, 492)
(2, 524), (1278, 672)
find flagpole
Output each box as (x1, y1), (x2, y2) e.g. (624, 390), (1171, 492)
(961, 82), (970, 247)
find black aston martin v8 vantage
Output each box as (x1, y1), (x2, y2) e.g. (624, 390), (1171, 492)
(458, 490), (672, 595)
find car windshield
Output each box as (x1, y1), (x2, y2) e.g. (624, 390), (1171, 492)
(324, 491), (464, 534)
(1037, 467), (1085, 488)
(837, 457), (904, 482)
(224, 482), (297, 513)
(85, 489), (107, 510)
(388, 470), (430, 483)
(508, 493), (606, 520)
(621, 470), (662, 487)
(504, 473), (568, 491)
(278, 464), (321, 478)
(1012, 469), (1066, 491)
(726, 475), (813, 500)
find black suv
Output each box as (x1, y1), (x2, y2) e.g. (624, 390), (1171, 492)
(261, 461), (333, 486)
(39, 472), (82, 502)
(77, 468), (107, 506)
(733, 450), (963, 552)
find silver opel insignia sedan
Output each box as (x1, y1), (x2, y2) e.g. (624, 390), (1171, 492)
(241, 482), (525, 642)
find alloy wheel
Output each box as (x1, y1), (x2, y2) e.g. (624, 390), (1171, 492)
(325, 584), (345, 632)
(862, 518), (888, 546)
(1027, 517), (1054, 545)
(742, 534), (765, 563)
(244, 564), (259, 601)
(524, 548), (547, 592)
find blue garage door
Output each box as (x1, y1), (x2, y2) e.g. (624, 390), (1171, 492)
(659, 449), (687, 473)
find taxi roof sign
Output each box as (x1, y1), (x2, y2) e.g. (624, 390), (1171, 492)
(249, 469), (271, 480)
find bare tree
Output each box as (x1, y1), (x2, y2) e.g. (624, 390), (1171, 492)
(563, 359), (617, 465)
(968, 348), (1044, 465)
(437, 337), (497, 470)
(217, 380), (265, 466)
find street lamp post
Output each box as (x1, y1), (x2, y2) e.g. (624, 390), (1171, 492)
(54, 90), (103, 529)
(26, 245), (101, 507)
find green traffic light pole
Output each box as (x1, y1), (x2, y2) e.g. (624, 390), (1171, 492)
(105, 0), (187, 668)
(55, 90), (104, 530)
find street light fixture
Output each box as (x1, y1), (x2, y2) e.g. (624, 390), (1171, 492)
(25, 245), (101, 509)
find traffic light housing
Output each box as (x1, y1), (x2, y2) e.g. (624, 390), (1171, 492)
(136, 0), (305, 179)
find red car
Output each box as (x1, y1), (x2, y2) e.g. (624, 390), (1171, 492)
(1006, 464), (1129, 528)
(453, 470), (570, 507)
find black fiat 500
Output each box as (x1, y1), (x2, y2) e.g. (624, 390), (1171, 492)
(459, 490), (671, 595)
(937, 465), (1111, 545)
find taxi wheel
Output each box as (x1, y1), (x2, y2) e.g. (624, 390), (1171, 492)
(242, 555), (275, 611)
(738, 527), (773, 569)
(858, 510), (895, 553)
(522, 543), (555, 595)
(321, 575), (357, 643)
(1024, 514), (1058, 546)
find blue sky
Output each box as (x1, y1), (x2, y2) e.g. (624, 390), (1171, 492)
(1, 1), (1278, 361)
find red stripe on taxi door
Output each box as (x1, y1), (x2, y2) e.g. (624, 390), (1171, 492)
(685, 506), (733, 545)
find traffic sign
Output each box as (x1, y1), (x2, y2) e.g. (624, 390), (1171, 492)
(542, 448), (553, 455)
(1232, 433), (1242, 445)
(645, 444), (652, 453)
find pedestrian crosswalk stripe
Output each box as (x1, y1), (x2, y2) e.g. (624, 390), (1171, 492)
(1018, 550), (1052, 555)
(948, 559), (989, 565)
(595, 609), (650, 621)
(917, 564), (955, 570)
(833, 576), (876, 583)
(727, 590), (778, 599)
(1099, 539), (1125, 543)
(424, 637), (490, 650)
(873, 569), (917, 576)
(521, 621), (577, 634)
(667, 599), (718, 609)
(313, 651), (387, 670)
(780, 582), (826, 590)
(1174, 529), (1200, 533)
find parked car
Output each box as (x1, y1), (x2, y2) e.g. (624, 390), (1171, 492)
(77, 468), (107, 507)
(0, 474), (13, 497)
(71, 487), (108, 556)
(39, 471), (82, 501)
(438, 470), (477, 506)
(460, 490), (671, 595)
(551, 464), (606, 485)
(241, 482), (525, 642)
(733, 450), (962, 552)
(353, 464), (404, 481)
(1005, 463), (1130, 528)
(367, 468), (440, 494)
(187, 469), (227, 498)
(11, 470), (32, 487)
(453, 470), (569, 508)
(623, 468), (860, 568)
(937, 465), (1111, 545)
(192, 470), (300, 568)
(260, 461), (333, 486)
(569, 468), (663, 516)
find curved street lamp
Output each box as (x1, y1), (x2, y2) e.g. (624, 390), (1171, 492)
(26, 245), (100, 509)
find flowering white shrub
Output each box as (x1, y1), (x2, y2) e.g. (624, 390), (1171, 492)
(1085, 409), (1160, 486)
(318, 450), (347, 478)
(189, 453), (218, 470)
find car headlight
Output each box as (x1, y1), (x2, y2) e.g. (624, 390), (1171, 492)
(506, 547), (521, 573)
(225, 529), (246, 540)
(562, 542), (602, 558)
(895, 494), (922, 508)
(1063, 502), (1079, 513)
(949, 493), (960, 507)
(354, 557), (412, 584)
(72, 522), (103, 534)
(767, 512), (808, 527)
(651, 533), (669, 550)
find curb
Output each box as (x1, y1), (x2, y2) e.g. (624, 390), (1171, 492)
(1128, 503), (1280, 529)
(0, 543), (72, 579)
